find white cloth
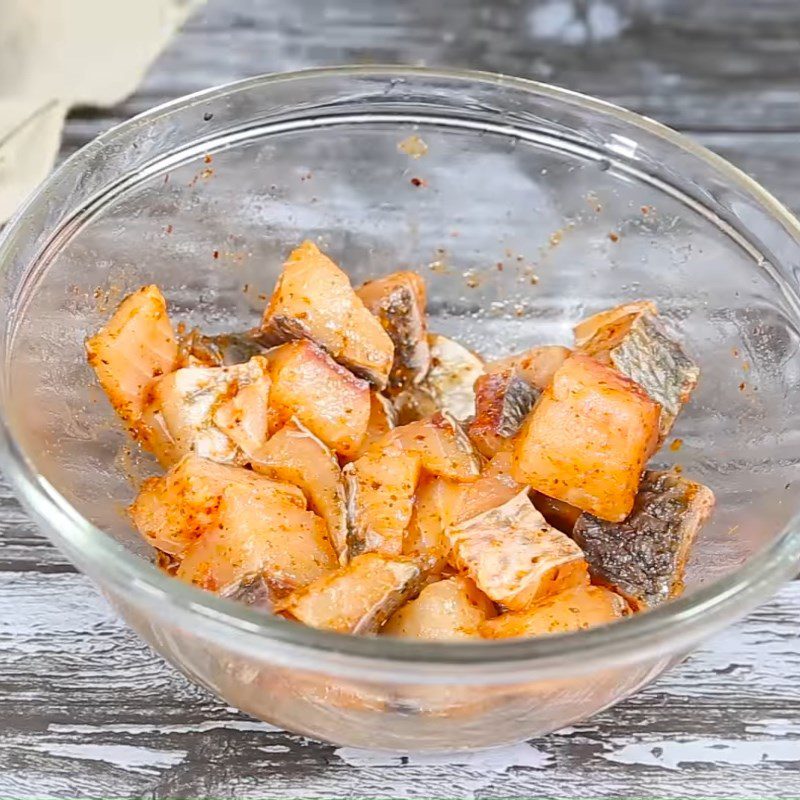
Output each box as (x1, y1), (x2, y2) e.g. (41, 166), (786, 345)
(0, 0), (203, 221)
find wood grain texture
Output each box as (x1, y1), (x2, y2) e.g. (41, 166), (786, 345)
(0, 564), (797, 799)
(60, 0), (800, 141)
(3, 0), (800, 797)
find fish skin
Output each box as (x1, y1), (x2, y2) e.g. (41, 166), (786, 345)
(576, 303), (698, 440)
(221, 574), (275, 612)
(446, 489), (588, 610)
(357, 272), (430, 392)
(468, 370), (539, 457)
(608, 313), (700, 439)
(180, 327), (269, 367)
(572, 469), (715, 610)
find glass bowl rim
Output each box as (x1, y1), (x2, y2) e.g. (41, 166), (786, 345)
(1, 64), (799, 681)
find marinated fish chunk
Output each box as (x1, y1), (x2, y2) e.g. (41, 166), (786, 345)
(357, 271), (430, 391)
(454, 450), (524, 525)
(468, 370), (539, 458)
(403, 452), (522, 571)
(354, 391), (397, 458)
(395, 334), (484, 422)
(176, 483), (337, 595)
(148, 356), (271, 465)
(345, 413), (479, 558)
(260, 241), (394, 388)
(212, 368), (272, 458)
(344, 441), (422, 558)
(512, 354), (661, 522)
(251, 418), (348, 561)
(393, 412), (482, 482)
(402, 474), (462, 571)
(446, 490), (588, 610)
(480, 584), (628, 639)
(383, 576), (496, 640)
(278, 553), (423, 634)
(86, 285), (179, 432)
(268, 340), (370, 457)
(485, 345), (570, 390)
(573, 301), (656, 350)
(129, 453), (305, 557)
(178, 327), (267, 367)
(575, 302), (699, 438)
(572, 470), (715, 610)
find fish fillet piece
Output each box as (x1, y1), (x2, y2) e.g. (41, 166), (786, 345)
(86, 285), (178, 434)
(484, 345), (570, 390)
(383, 576), (495, 640)
(176, 482), (337, 595)
(573, 301), (657, 350)
(278, 553), (423, 634)
(468, 370), (539, 458)
(260, 241), (394, 388)
(267, 340), (370, 457)
(575, 302), (698, 439)
(129, 453), (305, 556)
(572, 470), (715, 610)
(149, 356), (271, 465)
(344, 440), (422, 558)
(357, 271), (430, 391)
(446, 490), (588, 610)
(512, 354), (661, 522)
(480, 584), (628, 638)
(402, 474), (462, 572)
(391, 412), (482, 482)
(251, 418), (348, 561)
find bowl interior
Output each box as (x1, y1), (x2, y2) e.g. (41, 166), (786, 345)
(3, 70), (800, 608)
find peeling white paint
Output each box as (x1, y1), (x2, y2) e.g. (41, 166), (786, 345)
(334, 741), (552, 770)
(744, 718), (800, 738)
(33, 743), (186, 775)
(49, 719), (281, 735)
(603, 738), (800, 771)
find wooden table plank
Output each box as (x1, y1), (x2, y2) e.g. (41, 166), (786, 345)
(3, 0), (800, 797)
(62, 0), (800, 135)
(0, 572), (798, 799)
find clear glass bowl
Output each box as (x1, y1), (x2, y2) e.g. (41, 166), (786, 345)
(1, 67), (799, 751)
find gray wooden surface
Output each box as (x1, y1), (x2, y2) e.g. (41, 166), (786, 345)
(2, 1), (800, 797)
